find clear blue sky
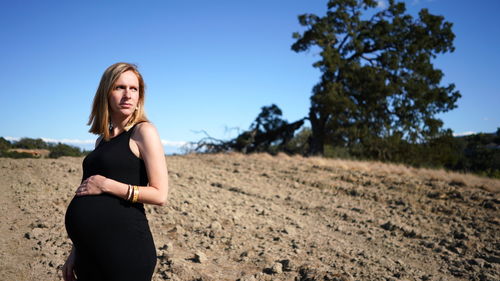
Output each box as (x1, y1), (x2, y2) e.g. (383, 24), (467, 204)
(1, 0), (499, 154)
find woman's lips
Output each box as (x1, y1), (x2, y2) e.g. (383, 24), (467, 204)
(120, 103), (133, 108)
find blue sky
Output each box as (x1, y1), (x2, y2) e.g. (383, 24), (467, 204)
(1, 0), (499, 154)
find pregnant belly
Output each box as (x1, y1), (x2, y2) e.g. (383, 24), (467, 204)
(65, 194), (147, 245)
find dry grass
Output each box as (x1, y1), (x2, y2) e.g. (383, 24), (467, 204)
(245, 152), (500, 193)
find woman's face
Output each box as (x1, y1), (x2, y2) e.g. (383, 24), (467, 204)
(108, 70), (140, 118)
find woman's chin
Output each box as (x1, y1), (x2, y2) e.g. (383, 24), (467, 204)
(111, 109), (134, 118)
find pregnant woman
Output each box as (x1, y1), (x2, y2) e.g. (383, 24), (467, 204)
(63, 62), (169, 281)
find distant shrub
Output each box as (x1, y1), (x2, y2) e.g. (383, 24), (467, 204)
(0, 150), (35, 159)
(0, 137), (12, 151)
(48, 143), (83, 158)
(284, 127), (311, 155)
(324, 144), (352, 159)
(12, 138), (48, 149)
(0, 136), (87, 159)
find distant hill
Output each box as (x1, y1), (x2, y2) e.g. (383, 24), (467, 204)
(0, 137), (87, 159)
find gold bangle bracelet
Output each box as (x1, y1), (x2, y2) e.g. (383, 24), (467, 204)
(126, 184), (133, 201)
(128, 185), (135, 202)
(132, 185), (139, 203)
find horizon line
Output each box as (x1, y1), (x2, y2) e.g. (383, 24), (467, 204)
(3, 136), (188, 148)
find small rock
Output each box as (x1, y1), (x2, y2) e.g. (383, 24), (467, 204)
(193, 251), (207, 263)
(381, 221), (396, 231)
(351, 207), (363, 213)
(482, 200), (497, 210)
(477, 272), (496, 281)
(279, 259), (294, 271)
(159, 242), (173, 252)
(238, 251), (249, 262)
(482, 255), (500, 264)
(158, 242), (174, 260)
(254, 272), (267, 280)
(403, 229), (417, 238)
(238, 275), (257, 281)
(467, 258), (484, 267)
(210, 221), (222, 231)
(421, 241), (435, 249)
(282, 226), (295, 235)
(168, 225), (185, 235)
(427, 192), (446, 199)
(449, 180), (465, 187)
(30, 227), (44, 239)
(453, 231), (467, 240)
(347, 189), (359, 196)
(394, 199), (406, 206)
(420, 275), (431, 281)
(270, 262), (283, 274)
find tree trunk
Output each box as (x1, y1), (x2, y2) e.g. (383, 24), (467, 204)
(308, 109), (325, 155)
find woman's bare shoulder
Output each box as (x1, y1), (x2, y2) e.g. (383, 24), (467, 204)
(133, 122), (160, 142)
(132, 122), (164, 158)
(135, 121), (156, 134)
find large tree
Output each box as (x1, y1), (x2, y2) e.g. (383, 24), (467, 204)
(292, 0), (461, 156)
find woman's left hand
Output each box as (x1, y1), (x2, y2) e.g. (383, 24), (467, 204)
(75, 175), (106, 196)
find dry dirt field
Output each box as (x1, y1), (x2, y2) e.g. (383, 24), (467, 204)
(0, 153), (499, 281)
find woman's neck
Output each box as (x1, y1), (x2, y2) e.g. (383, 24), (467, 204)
(109, 115), (133, 135)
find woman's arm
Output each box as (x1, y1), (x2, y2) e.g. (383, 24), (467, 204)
(76, 123), (169, 206)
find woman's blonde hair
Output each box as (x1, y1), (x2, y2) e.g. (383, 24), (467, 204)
(87, 62), (149, 141)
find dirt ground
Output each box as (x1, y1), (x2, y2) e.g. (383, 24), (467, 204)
(0, 153), (499, 281)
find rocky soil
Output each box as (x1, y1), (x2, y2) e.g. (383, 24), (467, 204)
(0, 153), (499, 281)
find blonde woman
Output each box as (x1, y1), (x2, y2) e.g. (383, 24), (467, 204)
(63, 62), (168, 281)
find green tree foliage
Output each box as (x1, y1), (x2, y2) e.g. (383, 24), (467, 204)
(12, 137), (48, 149)
(250, 104), (288, 134)
(242, 104), (293, 153)
(292, 0), (461, 155)
(284, 127), (311, 155)
(453, 130), (500, 178)
(48, 143), (84, 158)
(0, 150), (34, 158)
(232, 104), (288, 153)
(0, 137), (12, 152)
(0, 137), (43, 158)
(0, 137), (86, 159)
(425, 129), (464, 168)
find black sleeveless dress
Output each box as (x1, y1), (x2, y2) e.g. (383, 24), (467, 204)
(65, 123), (156, 281)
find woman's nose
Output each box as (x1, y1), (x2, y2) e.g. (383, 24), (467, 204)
(124, 87), (132, 97)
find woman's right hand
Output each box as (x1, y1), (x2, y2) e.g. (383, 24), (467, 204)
(62, 247), (77, 281)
